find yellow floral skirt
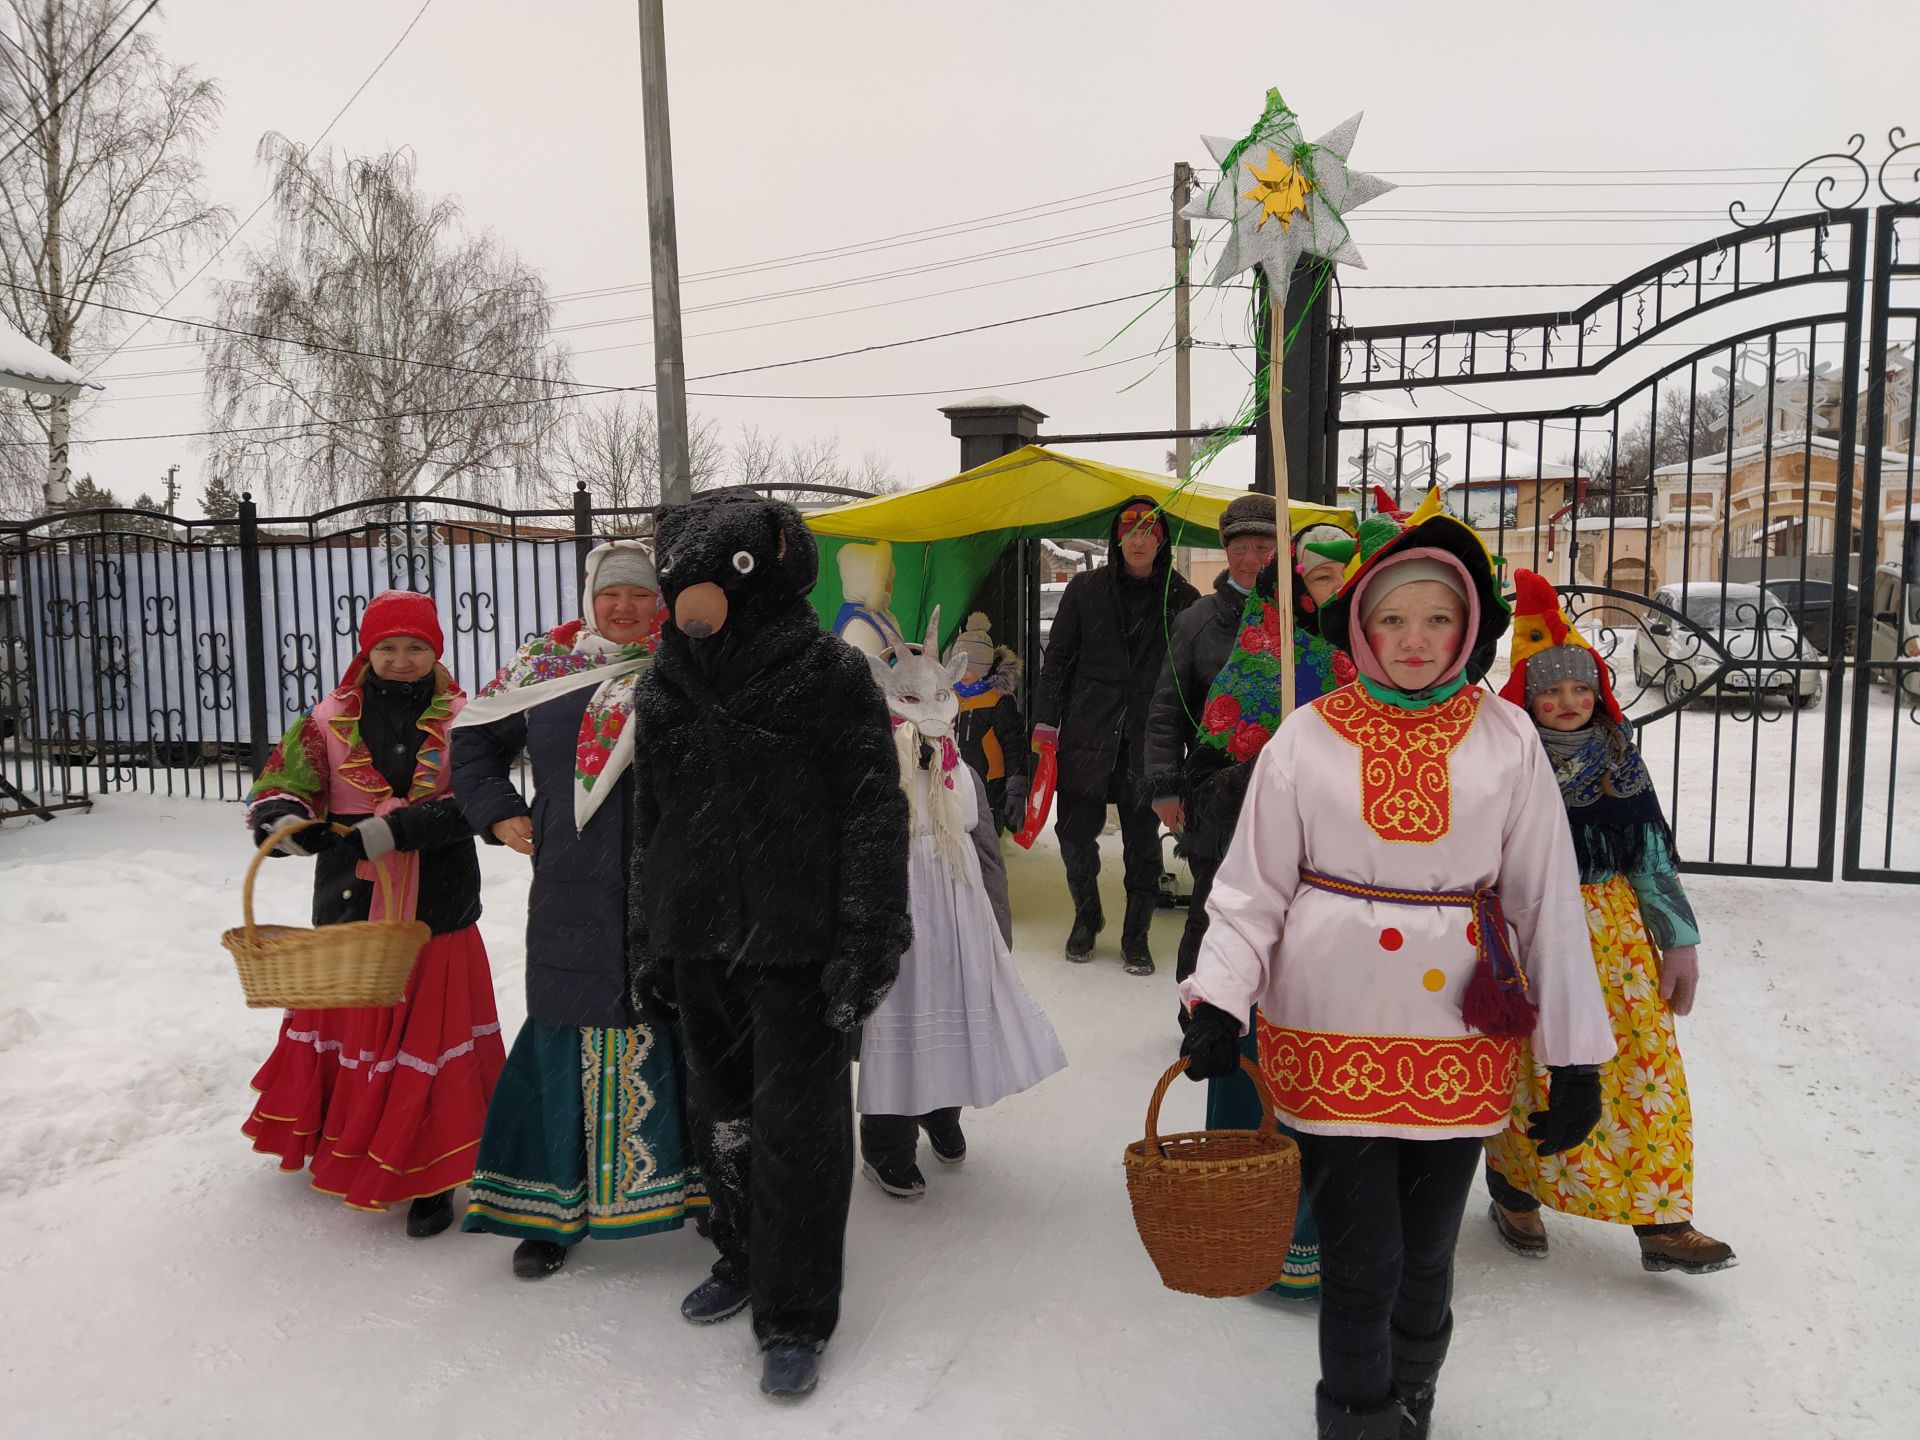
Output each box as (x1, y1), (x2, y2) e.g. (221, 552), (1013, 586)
(1484, 873), (1693, 1226)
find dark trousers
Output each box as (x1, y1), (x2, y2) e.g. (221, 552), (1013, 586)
(1174, 851), (1221, 983)
(859, 1109), (962, 1168)
(1484, 1163), (1538, 1214)
(1294, 1133), (1482, 1410)
(673, 958), (854, 1351)
(1055, 787), (1163, 904)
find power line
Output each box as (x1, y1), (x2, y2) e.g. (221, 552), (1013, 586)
(78, 0), (437, 379)
(0, 0), (156, 168)
(542, 216), (1162, 336)
(18, 290), (1170, 445)
(684, 352), (1160, 402)
(90, 241), (1172, 384)
(16, 347), (1169, 445)
(67, 179), (1851, 366)
(548, 177), (1165, 304)
(76, 209), (1167, 363)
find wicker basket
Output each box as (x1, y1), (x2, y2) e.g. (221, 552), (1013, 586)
(222, 818), (430, 1009)
(1123, 1055), (1302, 1298)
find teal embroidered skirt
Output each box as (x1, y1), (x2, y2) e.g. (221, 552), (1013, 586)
(463, 1017), (705, 1245)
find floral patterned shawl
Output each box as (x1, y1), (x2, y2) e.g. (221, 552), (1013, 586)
(452, 618), (652, 832)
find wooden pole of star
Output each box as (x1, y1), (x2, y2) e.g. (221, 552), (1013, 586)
(1268, 285), (1296, 720)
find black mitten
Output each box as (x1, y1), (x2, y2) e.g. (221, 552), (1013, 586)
(1527, 1066), (1603, 1155)
(251, 801), (332, 857)
(337, 817), (396, 862)
(822, 940), (902, 1032)
(638, 955), (677, 1012)
(1178, 1002), (1243, 1083)
(1001, 775), (1030, 832)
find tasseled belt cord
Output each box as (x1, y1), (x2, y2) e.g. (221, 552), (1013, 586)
(1296, 869), (1538, 1039)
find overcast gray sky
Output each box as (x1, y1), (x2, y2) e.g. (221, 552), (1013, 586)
(63, 0), (1920, 512)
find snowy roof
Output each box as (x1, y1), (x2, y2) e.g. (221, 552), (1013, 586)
(0, 321), (97, 397)
(1652, 431), (1912, 477)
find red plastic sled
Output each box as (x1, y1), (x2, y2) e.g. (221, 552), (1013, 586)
(1013, 740), (1058, 850)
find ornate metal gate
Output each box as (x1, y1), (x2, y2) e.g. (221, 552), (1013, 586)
(1846, 201), (1920, 882)
(1328, 149), (1920, 882)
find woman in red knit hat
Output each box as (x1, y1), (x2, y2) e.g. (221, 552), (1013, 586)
(241, 589), (505, 1238)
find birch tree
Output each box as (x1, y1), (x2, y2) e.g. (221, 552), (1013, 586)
(204, 137), (570, 506)
(0, 0), (225, 518)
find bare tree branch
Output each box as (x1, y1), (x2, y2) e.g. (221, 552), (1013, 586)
(202, 137), (571, 506)
(0, 0), (227, 518)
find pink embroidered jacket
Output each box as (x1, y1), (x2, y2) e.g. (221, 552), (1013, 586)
(1178, 683), (1615, 1140)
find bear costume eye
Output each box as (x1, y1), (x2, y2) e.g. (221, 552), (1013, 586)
(732, 550), (755, 575)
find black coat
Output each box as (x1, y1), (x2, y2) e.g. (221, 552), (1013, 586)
(629, 494), (911, 1021)
(1144, 573), (1247, 858)
(1033, 498), (1199, 798)
(261, 673), (481, 936)
(452, 684), (635, 1029)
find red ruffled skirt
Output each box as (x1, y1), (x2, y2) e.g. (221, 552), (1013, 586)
(242, 925), (505, 1211)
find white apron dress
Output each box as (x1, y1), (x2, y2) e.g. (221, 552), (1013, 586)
(858, 765), (1066, 1115)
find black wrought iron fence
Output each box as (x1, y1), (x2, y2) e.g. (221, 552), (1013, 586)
(0, 483), (852, 821)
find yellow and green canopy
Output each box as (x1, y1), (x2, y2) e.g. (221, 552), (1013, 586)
(805, 445), (1350, 645)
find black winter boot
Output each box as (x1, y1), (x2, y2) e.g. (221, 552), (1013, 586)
(512, 1238), (568, 1280)
(920, 1108), (966, 1165)
(1314, 1385), (1403, 1439)
(405, 1190), (455, 1238)
(1065, 881), (1103, 962)
(681, 1270), (751, 1324)
(1121, 892), (1157, 976)
(1390, 1313), (1453, 1440)
(760, 1344), (821, 1399)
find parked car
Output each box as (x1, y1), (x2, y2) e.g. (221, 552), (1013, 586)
(1868, 562), (1920, 698)
(1037, 581), (1067, 656)
(1634, 582), (1821, 709)
(1762, 577), (1859, 657)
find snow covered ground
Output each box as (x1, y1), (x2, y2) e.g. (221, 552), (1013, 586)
(2, 793), (1917, 1439)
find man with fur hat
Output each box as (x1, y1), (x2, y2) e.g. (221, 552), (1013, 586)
(627, 493), (911, 1401)
(1032, 497), (1199, 974)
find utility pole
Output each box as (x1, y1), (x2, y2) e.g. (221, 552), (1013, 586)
(162, 464), (179, 512)
(636, 0), (692, 507)
(1171, 161), (1193, 481)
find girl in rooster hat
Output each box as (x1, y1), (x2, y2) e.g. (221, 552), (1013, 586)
(1174, 490), (1614, 1440)
(1482, 570), (1736, 1277)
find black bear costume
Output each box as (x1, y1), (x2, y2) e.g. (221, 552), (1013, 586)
(627, 491), (910, 1396)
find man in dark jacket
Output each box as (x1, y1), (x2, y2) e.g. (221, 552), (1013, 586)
(627, 492), (911, 1402)
(1143, 492), (1279, 984)
(1032, 495), (1198, 975)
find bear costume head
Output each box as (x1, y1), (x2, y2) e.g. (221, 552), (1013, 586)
(654, 491), (820, 642)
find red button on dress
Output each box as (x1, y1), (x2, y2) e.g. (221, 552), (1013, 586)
(1378, 928), (1404, 952)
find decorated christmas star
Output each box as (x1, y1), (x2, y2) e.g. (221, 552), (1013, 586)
(1184, 92), (1395, 303)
